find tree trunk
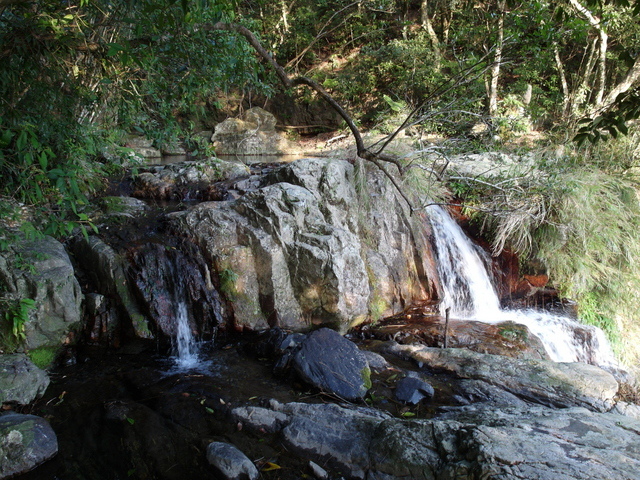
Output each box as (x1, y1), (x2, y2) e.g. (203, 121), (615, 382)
(567, 0), (608, 107)
(553, 43), (570, 119)
(488, 2), (505, 116)
(599, 55), (640, 112)
(421, 0), (442, 69)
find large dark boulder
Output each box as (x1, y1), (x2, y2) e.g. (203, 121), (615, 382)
(0, 413), (58, 479)
(292, 328), (370, 401)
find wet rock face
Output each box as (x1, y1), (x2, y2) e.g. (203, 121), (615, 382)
(128, 242), (223, 340)
(0, 413), (58, 479)
(0, 236), (83, 349)
(363, 313), (550, 360)
(0, 354), (49, 405)
(173, 157), (439, 331)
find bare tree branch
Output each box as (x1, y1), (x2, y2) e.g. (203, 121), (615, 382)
(204, 21), (417, 210)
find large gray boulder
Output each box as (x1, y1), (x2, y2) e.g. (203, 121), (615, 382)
(0, 236), (83, 349)
(0, 354), (49, 405)
(384, 343), (619, 411)
(232, 399), (640, 480)
(172, 157), (438, 330)
(211, 107), (293, 155)
(0, 412), (58, 479)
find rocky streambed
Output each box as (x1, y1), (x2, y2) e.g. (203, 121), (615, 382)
(2, 139), (640, 479)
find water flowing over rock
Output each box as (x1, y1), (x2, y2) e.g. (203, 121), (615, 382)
(172, 157), (438, 330)
(0, 235), (83, 349)
(128, 242), (223, 342)
(0, 413), (58, 479)
(427, 204), (617, 366)
(0, 354), (49, 405)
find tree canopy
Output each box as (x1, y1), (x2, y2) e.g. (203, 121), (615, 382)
(2, 0), (640, 234)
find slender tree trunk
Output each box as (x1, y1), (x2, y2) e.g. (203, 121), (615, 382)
(421, 0), (442, 69)
(554, 43), (570, 119)
(488, 2), (505, 116)
(567, 0), (607, 106)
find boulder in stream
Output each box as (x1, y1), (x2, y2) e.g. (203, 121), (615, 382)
(211, 107), (293, 155)
(206, 441), (259, 480)
(0, 354), (49, 405)
(233, 399), (640, 480)
(173, 157), (439, 331)
(291, 328), (371, 401)
(383, 343), (619, 411)
(0, 412), (58, 479)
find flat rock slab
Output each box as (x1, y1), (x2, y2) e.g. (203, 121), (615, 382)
(0, 413), (58, 479)
(292, 328), (370, 401)
(0, 354), (49, 405)
(384, 344), (618, 411)
(233, 399), (640, 480)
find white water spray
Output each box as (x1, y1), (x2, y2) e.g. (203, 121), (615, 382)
(428, 205), (617, 366)
(173, 300), (199, 369)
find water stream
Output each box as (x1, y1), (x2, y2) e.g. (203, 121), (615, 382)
(173, 300), (200, 369)
(428, 205), (617, 366)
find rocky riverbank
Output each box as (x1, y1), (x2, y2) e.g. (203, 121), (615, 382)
(2, 126), (640, 478)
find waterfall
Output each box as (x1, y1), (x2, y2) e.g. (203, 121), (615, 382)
(173, 300), (200, 369)
(428, 205), (617, 366)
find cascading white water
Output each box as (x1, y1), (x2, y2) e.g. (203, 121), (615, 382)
(428, 205), (617, 366)
(173, 300), (200, 369)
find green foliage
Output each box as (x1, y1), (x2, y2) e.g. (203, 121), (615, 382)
(2, 297), (36, 342)
(27, 346), (58, 370)
(219, 268), (239, 296)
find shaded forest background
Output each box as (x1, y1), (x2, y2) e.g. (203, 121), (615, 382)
(2, 0), (640, 366)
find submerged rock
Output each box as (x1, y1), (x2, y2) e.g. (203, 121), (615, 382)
(0, 354), (49, 405)
(206, 442), (258, 480)
(394, 375), (434, 404)
(292, 328), (370, 401)
(0, 412), (58, 479)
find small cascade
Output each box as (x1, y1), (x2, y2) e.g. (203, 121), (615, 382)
(173, 300), (200, 369)
(428, 205), (617, 366)
(129, 242), (224, 370)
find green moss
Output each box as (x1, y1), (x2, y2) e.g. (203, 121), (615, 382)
(361, 366), (372, 390)
(27, 346), (58, 369)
